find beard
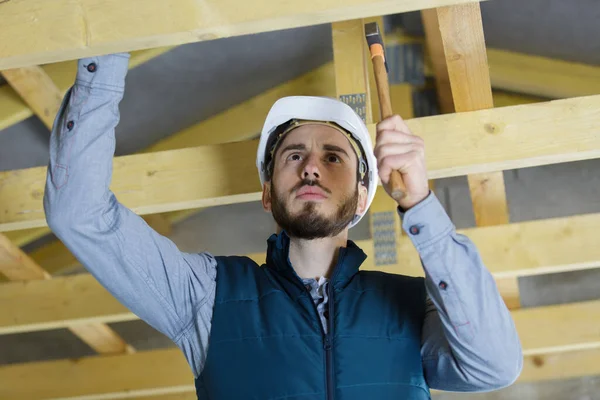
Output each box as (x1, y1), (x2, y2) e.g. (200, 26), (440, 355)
(271, 178), (358, 240)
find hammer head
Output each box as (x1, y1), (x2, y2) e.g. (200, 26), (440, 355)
(365, 22), (383, 46)
(364, 21), (388, 72)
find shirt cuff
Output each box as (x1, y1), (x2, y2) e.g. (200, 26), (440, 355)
(75, 53), (131, 91)
(397, 191), (454, 251)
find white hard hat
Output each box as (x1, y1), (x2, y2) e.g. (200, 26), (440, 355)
(256, 96), (378, 228)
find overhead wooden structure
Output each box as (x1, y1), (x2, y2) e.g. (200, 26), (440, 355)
(0, 0), (599, 398)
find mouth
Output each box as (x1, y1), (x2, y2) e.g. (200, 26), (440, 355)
(295, 186), (328, 200)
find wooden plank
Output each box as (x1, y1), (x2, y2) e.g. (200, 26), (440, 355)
(2, 94), (600, 232)
(0, 232), (50, 280)
(0, 233), (133, 354)
(382, 212), (600, 279)
(332, 18), (372, 122)
(431, 3), (519, 308)
(2, 66), (63, 130)
(1, 298), (598, 399)
(0, 48), (174, 132)
(487, 48), (600, 99)
(0, 0), (492, 70)
(5, 228), (600, 335)
(520, 348), (600, 383)
(0, 273), (136, 335)
(387, 30), (600, 100)
(0, 348), (194, 400)
(41, 209), (600, 279)
(421, 9), (454, 114)
(513, 301), (600, 356)
(69, 323), (135, 355)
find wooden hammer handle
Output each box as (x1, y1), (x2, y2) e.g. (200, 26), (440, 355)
(371, 53), (408, 202)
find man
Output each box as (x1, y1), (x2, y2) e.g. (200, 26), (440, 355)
(45, 53), (522, 399)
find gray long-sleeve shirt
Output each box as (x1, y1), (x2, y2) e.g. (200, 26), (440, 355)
(44, 53), (523, 392)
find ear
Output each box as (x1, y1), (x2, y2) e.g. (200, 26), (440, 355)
(262, 181), (272, 212)
(356, 184), (369, 215)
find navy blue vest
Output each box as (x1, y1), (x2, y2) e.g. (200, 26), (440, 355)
(195, 232), (430, 399)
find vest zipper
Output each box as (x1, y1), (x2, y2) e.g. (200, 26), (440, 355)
(325, 282), (335, 400)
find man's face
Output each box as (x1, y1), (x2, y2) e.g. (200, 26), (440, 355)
(262, 124), (368, 239)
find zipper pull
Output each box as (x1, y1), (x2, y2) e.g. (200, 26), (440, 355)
(323, 336), (332, 351)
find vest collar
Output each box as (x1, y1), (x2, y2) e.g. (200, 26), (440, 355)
(265, 230), (367, 292)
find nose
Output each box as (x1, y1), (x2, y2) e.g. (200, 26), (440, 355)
(302, 153), (321, 180)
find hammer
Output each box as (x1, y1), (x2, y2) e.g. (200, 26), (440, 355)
(365, 21), (408, 202)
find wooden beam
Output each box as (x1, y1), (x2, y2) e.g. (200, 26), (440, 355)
(0, 233), (50, 280)
(0, 348), (194, 400)
(0, 0), (492, 70)
(1, 66), (63, 130)
(5, 218), (600, 335)
(0, 235), (133, 354)
(0, 48), (173, 132)
(1, 301), (598, 399)
(487, 47), (600, 99)
(421, 9), (454, 114)
(429, 3), (519, 310)
(387, 30), (600, 100)
(2, 94), (600, 232)
(0, 273), (136, 335)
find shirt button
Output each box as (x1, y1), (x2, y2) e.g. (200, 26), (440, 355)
(305, 284), (312, 292)
(66, 121), (75, 130)
(439, 281), (448, 290)
(86, 63), (97, 73)
(409, 225), (420, 235)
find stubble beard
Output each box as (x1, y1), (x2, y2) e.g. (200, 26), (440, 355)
(270, 179), (358, 240)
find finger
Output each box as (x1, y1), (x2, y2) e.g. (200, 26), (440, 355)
(376, 129), (423, 147)
(374, 142), (424, 160)
(376, 114), (412, 134)
(377, 151), (423, 183)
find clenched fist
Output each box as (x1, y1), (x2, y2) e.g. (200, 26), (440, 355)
(374, 115), (430, 210)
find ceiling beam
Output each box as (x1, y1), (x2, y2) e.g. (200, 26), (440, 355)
(0, 233), (50, 280)
(423, 4), (519, 309)
(1, 66), (63, 130)
(2, 94), (599, 232)
(387, 30), (600, 100)
(5, 214), (600, 335)
(0, 312), (598, 399)
(0, 234), (133, 354)
(0, 0), (492, 70)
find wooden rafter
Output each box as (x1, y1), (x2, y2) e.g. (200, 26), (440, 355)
(1, 66), (63, 130)
(423, 3), (520, 308)
(5, 213), (600, 335)
(0, 0), (492, 70)
(0, 235), (133, 354)
(1, 322), (598, 399)
(0, 233), (50, 281)
(387, 30), (600, 100)
(2, 94), (599, 232)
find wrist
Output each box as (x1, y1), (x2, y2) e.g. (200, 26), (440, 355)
(396, 191), (430, 212)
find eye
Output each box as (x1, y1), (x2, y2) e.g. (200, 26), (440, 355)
(326, 154), (341, 163)
(287, 153), (303, 161)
